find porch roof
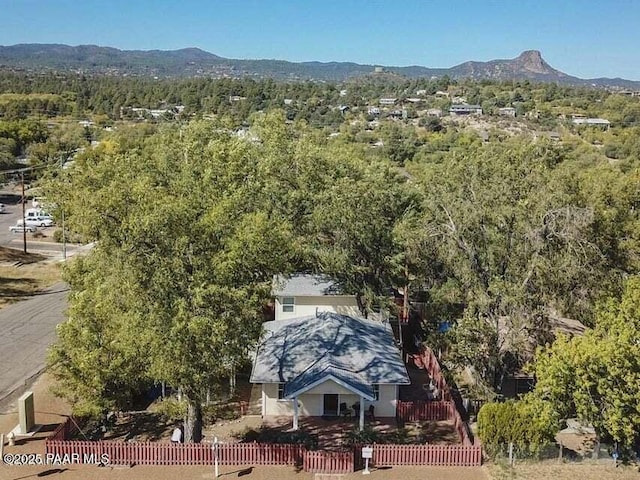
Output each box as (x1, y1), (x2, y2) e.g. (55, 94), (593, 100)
(283, 359), (375, 400)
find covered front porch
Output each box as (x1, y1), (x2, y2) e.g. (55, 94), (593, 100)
(262, 415), (398, 449)
(288, 390), (373, 431)
(282, 364), (378, 432)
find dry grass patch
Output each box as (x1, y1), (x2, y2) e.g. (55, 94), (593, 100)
(0, 247), (62, 308)
(486, 462), (639, 480)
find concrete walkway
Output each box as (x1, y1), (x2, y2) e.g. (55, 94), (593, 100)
(0, 282), (68, 405)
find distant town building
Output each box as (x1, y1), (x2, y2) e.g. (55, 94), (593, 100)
(405, 98), (423, 104)
(416, 89), (428, 96)
(374, 66), (385, 73)
(379, 98), (397, 106)
(498, 107), (517, 117)
(229, 95), (246, 102)
(339, 89), (348, 97)
(572, 117), (610, 129)
(283, 98), (294, 106)
(435, 91), (450, 98)
(426, 108), (442, 117)
(388, 109), (405, 119)
(368, 106), (381, 116)
(449, 104), (483, 116)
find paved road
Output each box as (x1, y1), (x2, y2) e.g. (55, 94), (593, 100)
(0, 282), (68, 404)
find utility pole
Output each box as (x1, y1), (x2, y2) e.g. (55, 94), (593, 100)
(61, 208), (66, 261)
(21, 172), (27, 254)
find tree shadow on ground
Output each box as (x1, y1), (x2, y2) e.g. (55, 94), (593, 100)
(0, 277), (40, 298)
(77, 412), (174, 442)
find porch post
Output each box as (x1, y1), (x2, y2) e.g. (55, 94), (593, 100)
(359, 396), (365, 431)
(293, 397), (299, 430)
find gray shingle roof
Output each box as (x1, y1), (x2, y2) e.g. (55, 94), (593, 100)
(272, 274), (344, 297)
(250, 312), (410, 387)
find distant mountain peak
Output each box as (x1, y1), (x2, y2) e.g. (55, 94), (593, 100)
(517, 49), (543, 62)
(514, 50), (558, 75)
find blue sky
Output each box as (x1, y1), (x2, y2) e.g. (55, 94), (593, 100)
(1, 0), (639, 80)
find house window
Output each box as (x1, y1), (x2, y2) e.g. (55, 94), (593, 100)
(282, 297), (295, 313)
(277, 383), (285, 400)
(372, 384), (380, 401)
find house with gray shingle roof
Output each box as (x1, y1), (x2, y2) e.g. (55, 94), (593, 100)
(273, 274), (371, 321)
(250, 311), (409, 430)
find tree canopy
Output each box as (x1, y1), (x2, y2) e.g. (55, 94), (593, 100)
(529, 276), (640, 448)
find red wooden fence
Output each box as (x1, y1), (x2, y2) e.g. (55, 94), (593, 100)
(45, 440), (305, 467)
(303, 450), (354, 474)
(371, 443), (482, 467)
(48, 416), (81, 441)
(402, 348), (476, 446)
(396, 400), (451, 421)
(219, 443), (304, 465)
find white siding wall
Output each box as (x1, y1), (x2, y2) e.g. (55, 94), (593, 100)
(274, 296), (386, 322)
(275, 296), (360, 321)
(261, 382), (399, 418)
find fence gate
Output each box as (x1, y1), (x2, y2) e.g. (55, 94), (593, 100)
(303, 450), (354, 474)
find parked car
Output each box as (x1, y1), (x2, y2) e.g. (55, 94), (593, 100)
(10, 224), (37, 233)
(19, 217), (54, 228)
(26, 208), (54, 221)
(0, 203), (5, 213)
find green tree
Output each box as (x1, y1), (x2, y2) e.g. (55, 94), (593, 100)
(406, 139), (611, 387)
(46, 120), (296, 442)
(530, 276), (640, 448)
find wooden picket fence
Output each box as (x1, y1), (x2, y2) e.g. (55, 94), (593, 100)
(396, 400), (451, 421)
(45, 439), (305, 467)
(45, 438), (481, 469)
(219, 442), (304, 465)
(371, 443), (482, 467)
(48, 416), (81, 441)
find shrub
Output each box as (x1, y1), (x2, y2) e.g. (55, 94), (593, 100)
(152, 397), (187, 422)
(202, 403), (240, 424)
(239, 426), (318, 450)
(477, 398), (555, 457)
(342, 425), (381, 446)
(53, 228), (83, 243)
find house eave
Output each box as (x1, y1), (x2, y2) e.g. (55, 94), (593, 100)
(284, 373), (375, 401)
